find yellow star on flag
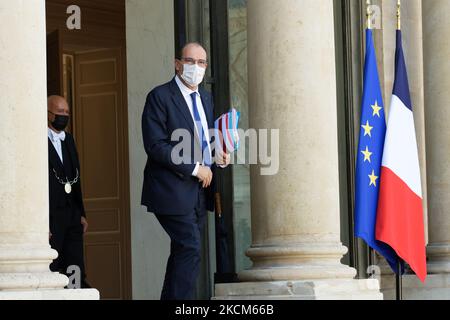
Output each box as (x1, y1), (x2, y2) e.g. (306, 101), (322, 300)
(361, 120), (373, 137)
(361, 146), (373, 163)
(371, 101), (382, 117)
(368, 170), (378, 187)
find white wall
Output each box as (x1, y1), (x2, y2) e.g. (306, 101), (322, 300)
(125, 0), (174, 299)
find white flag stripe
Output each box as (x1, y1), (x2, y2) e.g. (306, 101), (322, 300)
(221, 116), (234, 152)
(381, 94), (422, 198)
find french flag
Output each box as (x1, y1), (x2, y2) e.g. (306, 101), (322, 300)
(376, 31), (427, 282)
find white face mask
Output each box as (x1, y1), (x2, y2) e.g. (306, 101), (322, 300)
(180, 63), (206, 87)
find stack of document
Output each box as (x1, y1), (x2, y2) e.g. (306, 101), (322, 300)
(214, 108), (240, 155)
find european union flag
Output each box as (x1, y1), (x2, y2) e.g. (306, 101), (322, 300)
(354, 29), (398, 272)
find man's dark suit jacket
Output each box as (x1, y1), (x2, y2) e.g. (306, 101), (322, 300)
(48, 132), (86, 225)
(141, 77), (216, 215)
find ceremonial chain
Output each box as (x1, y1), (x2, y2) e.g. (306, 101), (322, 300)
(52, 168), (79, 194)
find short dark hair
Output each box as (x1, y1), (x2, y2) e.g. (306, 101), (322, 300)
(177, 42), (207, 59)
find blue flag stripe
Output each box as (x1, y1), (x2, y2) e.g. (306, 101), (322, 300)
(393, 30), (412, 110)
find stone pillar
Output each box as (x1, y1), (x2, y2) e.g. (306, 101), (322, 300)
(0, 1), (98, 299)
(214, 0), (381, 300)
(423, 0), (450, 276)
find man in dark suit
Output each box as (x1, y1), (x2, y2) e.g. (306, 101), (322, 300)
(47, 95), (90, 288)
(141, 42), (230, 300)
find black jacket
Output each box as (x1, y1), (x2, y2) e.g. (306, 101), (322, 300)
(48, 132), (86, 219)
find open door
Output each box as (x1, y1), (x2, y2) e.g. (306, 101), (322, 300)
(46, 29), (63, 96)
(72, 48), (131, 299)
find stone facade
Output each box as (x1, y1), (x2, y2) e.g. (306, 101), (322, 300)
(0, 0), (449, 300)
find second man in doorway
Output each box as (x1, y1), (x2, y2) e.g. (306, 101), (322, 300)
(47, 95), (90, 289)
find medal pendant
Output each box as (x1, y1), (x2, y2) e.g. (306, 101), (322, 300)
(65, 183), (72, 194)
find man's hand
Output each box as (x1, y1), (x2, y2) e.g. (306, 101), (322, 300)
(196, 165), (213, 188)
(215, 150), (231, 167)
(81, 216), (89, 233)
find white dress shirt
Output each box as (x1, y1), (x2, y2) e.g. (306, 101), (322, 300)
(48, 128), (66, 164)
(175, 76), (212, 176)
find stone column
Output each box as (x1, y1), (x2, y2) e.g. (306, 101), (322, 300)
(0, 1), (98, 299)
(423, 0), (450, 276)
(214, 0), (381, 299)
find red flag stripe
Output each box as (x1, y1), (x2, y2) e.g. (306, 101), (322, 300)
(376, 166), (427, 282)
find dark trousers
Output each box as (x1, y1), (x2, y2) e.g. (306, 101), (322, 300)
(49, 208), (88, 288)
(156, 188), (207, 300)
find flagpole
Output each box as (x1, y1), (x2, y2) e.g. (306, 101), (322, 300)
(396, 261), (403, 300)
(366, 0), (372, 30)
(395, 0), (403, 301)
